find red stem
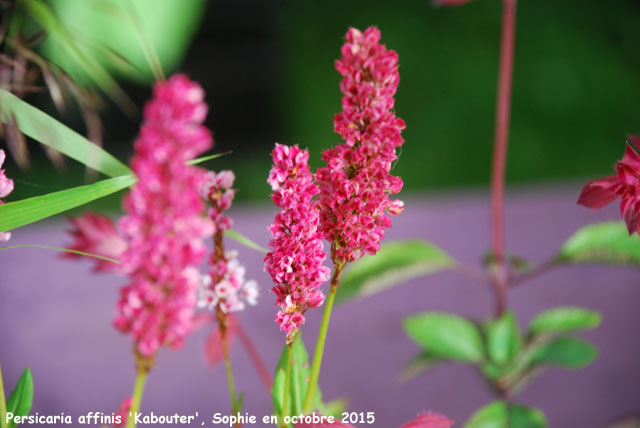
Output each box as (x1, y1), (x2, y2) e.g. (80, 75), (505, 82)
(490, 0), (517, 317)
(236, 320), (273, 391)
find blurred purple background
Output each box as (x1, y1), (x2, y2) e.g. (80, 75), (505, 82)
(1, 186), (639, 427)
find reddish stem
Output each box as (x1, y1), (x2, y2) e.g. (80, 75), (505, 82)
(236, 320), (273, 391)
(490, 0), (517, 317)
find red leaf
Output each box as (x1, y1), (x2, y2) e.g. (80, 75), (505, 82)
(398, 412), (454, 428)
(204, 314), (237, 367)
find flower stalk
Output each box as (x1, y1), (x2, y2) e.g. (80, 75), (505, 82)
(302, 259), (346, 414)
(490, 0), (517, 317)
(280, 337), (295, 428)
(126, 364), (149, 428)
(218, 309), (240, 420)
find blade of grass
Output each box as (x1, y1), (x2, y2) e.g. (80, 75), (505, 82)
(0, 244), (120, 264)
(226, 229), (268, 254)
(0, 89), (131, 177)
(0, 175), (136, 231)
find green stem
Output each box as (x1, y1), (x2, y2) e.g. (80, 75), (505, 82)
(220, 320), (241, 423)
(126, 368), (148, 428)
(280, 339), (294, 428)
(301, 261), (346, 414)
(0, 362), (8, 428)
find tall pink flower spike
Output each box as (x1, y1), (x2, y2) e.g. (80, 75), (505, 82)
(316, 26), (405, 263)
(578, 135), (640, 236)
(0, 149), (15, 241)
(114, 74), (214, 360)
(265, 143), (330, 343)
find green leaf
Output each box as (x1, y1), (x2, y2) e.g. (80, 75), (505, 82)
(464, 401), (547, 428)
(529, 307), (601, 335)
(397, 351), (444, 384)
(226, 229), (268, 254)
(320, 399), (348, 418)
(486, 311), (522, 366)
(557, 222), (640, 266)
(271, 368), (286, 421)
(6, 367), (34, 428)
(404, 312), (485, 363)
(336, 240), (455, 304)
(186, 151), (232, 166)
(273, 336), (323, 419)
(532, 337), (598, 369)
(0, 89), (132, 177)
(0, 175), (136, 232)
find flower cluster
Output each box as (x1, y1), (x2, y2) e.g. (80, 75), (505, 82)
(114, 74), (214, 358)
(265, 144), (330, 342)
(197, 168), (258, 314)
(316, 26), (405, 263)
(64, 212), (127, 272)
(0, 149), (14, 241)
(578, 136), (640, 236)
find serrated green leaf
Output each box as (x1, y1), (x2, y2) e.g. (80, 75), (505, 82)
(464, 401), (547, 428)
(336, 240), (455, 304)
(404, 312), (485, 363)
(486, 311), (522, 366)
(0, 175), (135, 232)
(226, 229), (268, 254)
(532, 337), (598, 369)
(557, 222), (640, 266)
(529, 307), (601, 335)
(0, 90), (131, 177)
(6, 367), (34, 428)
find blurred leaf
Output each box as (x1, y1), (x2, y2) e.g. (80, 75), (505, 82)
(557, 222), (640, 266)
(0, 89), (131, 177)
(226, 229), (268, 254)
(336, 240), (455, 304)
(272, 368), (286, 422)
(463, 401), (547, 428)
(6, 367), (34, 428)
(532, 337), (598, 369)
(486, 311), (522, 366)
(397, 351), (444, 384)
(0, 175), (135, 232)
(204, 315), (237, 367)
(321, 399), (348, 419)
(41, 0), (207, 84)
(28, 0), (136, 114)
(404, 312), (484, 363)
(529, 307), (601, 335)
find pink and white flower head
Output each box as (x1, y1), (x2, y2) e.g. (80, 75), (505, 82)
(265, 143), (330, 343)
(578, 136), (640, 236)
(316, 26), (405, 263)
(198, 251), (259, 313)
(114, 74), (214, 359)
(0, 149), (14, 241)
(64, 212), (127, 272)
(197, 169), (259, 314)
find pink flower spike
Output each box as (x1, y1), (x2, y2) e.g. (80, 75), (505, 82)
(317, 26), (405, 263)
(64, 212), (127, 272)
(578, 141), (640, 236)
(628, 134), (640, 151)
(398, 412), (454, 428)
(114, 397), (132, 427)
(265, 143), (330, 343)
(115, 74), (214, 358)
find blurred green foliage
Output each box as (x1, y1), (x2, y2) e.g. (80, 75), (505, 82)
(273, 0), (640, 197)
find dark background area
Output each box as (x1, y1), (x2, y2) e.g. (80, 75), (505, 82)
(5, 0), (640, 206)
